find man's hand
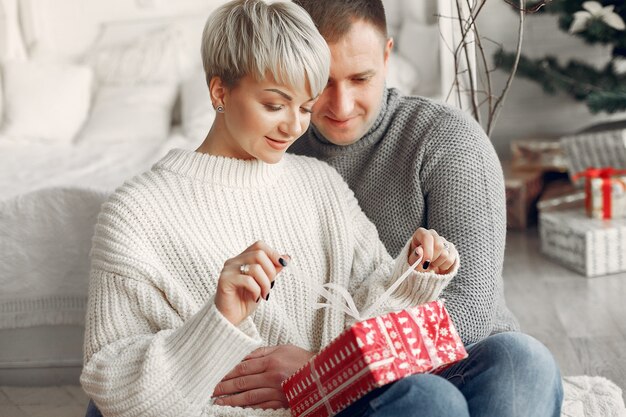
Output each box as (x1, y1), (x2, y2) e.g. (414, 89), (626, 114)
(212, 345), (314, 409)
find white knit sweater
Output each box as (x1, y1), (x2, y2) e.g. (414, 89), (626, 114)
(80, 149), (458, 417)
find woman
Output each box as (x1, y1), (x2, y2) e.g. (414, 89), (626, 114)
(81, 1), (459, 416)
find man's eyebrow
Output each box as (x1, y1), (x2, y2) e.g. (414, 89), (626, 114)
(351, 70), (376, 78)
(264, 89), (292, 101)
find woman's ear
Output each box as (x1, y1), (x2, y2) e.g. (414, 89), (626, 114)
(209, 76), (227, 109)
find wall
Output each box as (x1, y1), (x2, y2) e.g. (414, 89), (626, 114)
(475, 0), (626, 158)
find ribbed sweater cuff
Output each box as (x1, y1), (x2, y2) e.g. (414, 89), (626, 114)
(390, 241), (459, 306)
(162, 302), (262, 404)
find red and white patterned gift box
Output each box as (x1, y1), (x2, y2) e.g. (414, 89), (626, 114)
(281, 300), (467, 417)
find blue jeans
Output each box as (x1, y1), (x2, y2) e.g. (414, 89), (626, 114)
(86, 332), (563, 417)
(85, 399), (102, 417)
(336, 332), (563, 417)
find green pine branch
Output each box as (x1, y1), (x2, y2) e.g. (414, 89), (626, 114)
(508, 0), (626, 56)
(495, 48), (626, 113)
(498, 0), (626, 113)
(588, 90), (626, 113)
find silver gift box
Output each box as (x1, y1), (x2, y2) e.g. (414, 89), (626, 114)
(561, 123), (626, 185)
(539, 208), (626, 277)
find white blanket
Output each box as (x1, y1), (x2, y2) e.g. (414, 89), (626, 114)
(0, 133), (198, 329)
(563, 376), (626, 417)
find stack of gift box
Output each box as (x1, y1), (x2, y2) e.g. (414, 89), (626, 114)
(505, 121), (626, 277)
(504, 136), (568, 230)
(539, 165), (626, 278)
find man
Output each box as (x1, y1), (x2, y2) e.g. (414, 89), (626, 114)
(213, 1), (563, 415)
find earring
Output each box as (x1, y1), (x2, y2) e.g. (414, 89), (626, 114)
(216, 105), (224, 113)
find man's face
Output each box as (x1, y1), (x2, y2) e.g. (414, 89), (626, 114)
(311, 20), (393, 146)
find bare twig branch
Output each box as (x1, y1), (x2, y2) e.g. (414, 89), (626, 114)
(488, 0), (525, 136)
(456, 0), (481, 123)
(502, 0), (551, 13)
(471, 11), (493, 119)
(441, 0), (531, 136)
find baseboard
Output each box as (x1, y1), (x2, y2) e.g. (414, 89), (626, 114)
(0, 325), (84, 386)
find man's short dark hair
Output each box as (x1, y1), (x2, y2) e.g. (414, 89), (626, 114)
(293, 0), (388, 43)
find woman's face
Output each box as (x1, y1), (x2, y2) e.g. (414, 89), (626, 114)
(210, 74), (317, 164)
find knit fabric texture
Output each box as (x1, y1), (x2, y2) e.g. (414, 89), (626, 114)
(80, 150), (458, 417)
(289, 88), (520, 344)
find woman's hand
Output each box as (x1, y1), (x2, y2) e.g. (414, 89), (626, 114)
(215, 241), (289, 326)
(408, 228), (458, 274)
(213, 345), (314, 409)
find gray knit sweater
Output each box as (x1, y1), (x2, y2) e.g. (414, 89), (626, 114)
(289, 88), (519, 344)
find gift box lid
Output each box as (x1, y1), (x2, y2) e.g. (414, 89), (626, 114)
(540, 208), (626, 232)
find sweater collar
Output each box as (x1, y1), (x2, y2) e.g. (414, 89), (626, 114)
(309, 88), (398, 154)
(156, 149), (283, 188)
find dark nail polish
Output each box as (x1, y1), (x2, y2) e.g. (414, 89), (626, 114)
(256, 296), (260, 303)
(422, 261), (431, 269)
(271, 281), (275, 289)
(265, 293), (270, 301)
(279, 257), (287, 267)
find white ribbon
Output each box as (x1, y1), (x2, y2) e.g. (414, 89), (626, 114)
(308, 362), (333, 416)
(288, 253), (423, 322)
(287, 254), (424, 416)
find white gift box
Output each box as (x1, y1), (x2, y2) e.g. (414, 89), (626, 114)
(561, 126), (626, 185)
(539, 209), (626, 277)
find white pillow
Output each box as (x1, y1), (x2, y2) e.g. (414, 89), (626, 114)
(0, 71), (3, 127)
(85, 26), (181, 86)
(181, 72), (215, 142)
(94, 15), (209, 81)
(18, 0), (97, 59)
(77, 83), (178, 143)
(382, 0), (402, 40)
(397, 22), (440, 97)
(387, 52), (420, 95)
(0, 0), (28, 60)
(402, 0), (438, 25)
(1, 61), (93, 143)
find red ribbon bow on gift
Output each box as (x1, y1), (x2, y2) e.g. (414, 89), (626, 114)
(572, 167), (626, 219)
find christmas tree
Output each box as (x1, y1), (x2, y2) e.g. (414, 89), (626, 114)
(496, 0), (626, 114)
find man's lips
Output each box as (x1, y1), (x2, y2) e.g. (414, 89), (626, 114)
(325, 116), (355, 127)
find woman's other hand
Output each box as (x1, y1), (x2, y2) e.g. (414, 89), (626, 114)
(216, 241), (289, 325)
(408, 228), (458, 274)
(213, 344), (314, 409)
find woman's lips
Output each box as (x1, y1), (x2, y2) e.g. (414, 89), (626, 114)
(265, 136), (291, 150)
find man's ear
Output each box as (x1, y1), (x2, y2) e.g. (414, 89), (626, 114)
(209, 76), (227, 108)
(383, 37), (394, 68)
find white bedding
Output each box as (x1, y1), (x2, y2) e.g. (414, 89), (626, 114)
(0, 131), (200, 329)
(0, 131), (196, 200)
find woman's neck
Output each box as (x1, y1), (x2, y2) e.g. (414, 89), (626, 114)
(196, 121), (252, 160)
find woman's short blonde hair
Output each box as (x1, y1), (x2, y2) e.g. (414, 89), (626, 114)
(201, 0), (330, 97)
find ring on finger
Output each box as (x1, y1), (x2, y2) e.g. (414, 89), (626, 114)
(239, 264), (251, 275)
(441, 239), (450, 252)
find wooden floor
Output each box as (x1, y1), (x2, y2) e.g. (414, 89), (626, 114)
(503, 228), (626, 401)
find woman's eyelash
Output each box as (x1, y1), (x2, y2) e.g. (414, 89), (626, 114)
(265, 104), (312, 114)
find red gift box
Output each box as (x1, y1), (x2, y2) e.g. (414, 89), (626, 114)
(281, 300), (467, 417)
(572, 167), (626, 219)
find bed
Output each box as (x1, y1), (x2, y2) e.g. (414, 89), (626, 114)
(0, 0), (441, 384)
(0, 131), (200, 384)
(0, 0), (223, 383)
